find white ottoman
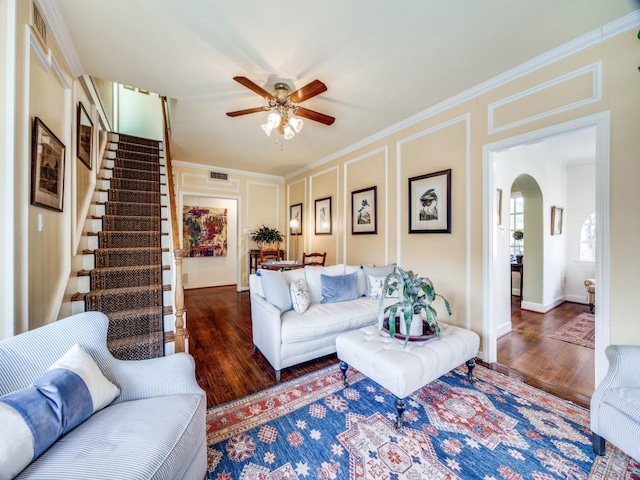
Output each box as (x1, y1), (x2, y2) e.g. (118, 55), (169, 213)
(336, 322), (480, 429)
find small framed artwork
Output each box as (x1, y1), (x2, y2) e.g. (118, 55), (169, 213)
(314, 196), (332, 235)
(496, 188), (503, 226)
(551, 206), (564, 235)
(31, 117), (65, 212)
(408, 169), (451, 233)
(351, 186), (377, 235)
(290, 203), (302, 235)
(77, 102), (93, 169)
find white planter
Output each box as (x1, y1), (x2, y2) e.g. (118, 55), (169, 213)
(399, 312), (423, 337)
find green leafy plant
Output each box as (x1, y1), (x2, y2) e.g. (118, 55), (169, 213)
(251, 225), (284, 247)
(377, 264), (451, 347)
(513, 229), (524, 255)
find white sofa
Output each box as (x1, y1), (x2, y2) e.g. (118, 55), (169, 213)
(250, 264), (392, 381)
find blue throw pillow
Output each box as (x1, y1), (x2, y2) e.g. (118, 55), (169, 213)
(321, 271), (360, 304)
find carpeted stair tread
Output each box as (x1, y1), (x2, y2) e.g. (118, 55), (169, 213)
(110, 177), (160, 192)
(113, 158), (161, 173)
(102, 215), (162, 232)
(92, 247), (165, 268)
(112, 150), (159, 162)
(107, 188), (162, 204)
(98, 230), (161, 248)
(85, 284), (163, 313)
(111, 167), (161, 183)
(107, 332), (164, 361)
(104, 201), (161, 217)
(90, 264), (163, 289)
(105, 306), (164, 341)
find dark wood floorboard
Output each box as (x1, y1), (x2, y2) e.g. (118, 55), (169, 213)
(186, 287), (594, 409)
(493, 297), (594, 408)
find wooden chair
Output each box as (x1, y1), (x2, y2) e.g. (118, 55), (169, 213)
(302, 252), (326, 267)
(259, 247), (282, 268)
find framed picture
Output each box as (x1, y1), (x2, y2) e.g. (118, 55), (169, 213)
(314, 196), (332, 235)
(31, 117), (65, 212)
(290, 203), (302, 235)
(351, 186), (377, 234)
(77, 102), (93, 169)
(551, 206), (564, 235)
(496, 188), (503, 226)
(408, 169), (451, 233)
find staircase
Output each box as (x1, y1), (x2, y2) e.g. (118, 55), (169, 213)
(73, 133), (173, 360)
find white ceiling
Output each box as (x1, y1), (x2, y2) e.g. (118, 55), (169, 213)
(51, 1), (636, 177)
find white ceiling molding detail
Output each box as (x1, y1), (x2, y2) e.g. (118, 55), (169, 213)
(286, 10), (639, 180)
(38, 0), (83, 78)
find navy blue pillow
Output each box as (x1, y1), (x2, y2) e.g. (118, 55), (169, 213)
(320, 271), (359, 303)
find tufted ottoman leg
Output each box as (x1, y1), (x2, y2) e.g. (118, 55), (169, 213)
(466, 358), (476, 382)
(339, 360), (349, 386)
(395, 398), (406, 431)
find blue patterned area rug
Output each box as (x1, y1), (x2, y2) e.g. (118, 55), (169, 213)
(206, 364), (639, 479)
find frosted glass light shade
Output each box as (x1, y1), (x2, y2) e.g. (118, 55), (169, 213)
(289, 117), (303, 133)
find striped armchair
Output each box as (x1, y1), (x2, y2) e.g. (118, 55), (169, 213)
(0, 312), (206, 479)
(591, 345), (640, 462)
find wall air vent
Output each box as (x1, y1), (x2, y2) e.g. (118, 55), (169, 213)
(210, 172), (228, 181)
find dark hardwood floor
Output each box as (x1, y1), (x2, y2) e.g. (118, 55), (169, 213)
(186, 286), (594, 409)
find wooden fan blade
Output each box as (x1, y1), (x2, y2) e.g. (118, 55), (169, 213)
(289, 80), (327, 104)
(226, 107), (266, 117)
(295, 106), (335, 125)
(233, 76), (273, 100)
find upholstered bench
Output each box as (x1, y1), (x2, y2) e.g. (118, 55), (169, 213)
(336, 323), (480, 429)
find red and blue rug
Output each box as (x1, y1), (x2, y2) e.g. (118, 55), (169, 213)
(206, 364), (639, 479)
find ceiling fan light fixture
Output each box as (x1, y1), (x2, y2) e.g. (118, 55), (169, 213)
(289, 116), (303, 133)
(261, 122), (274, 136)
(283, 124), (295, 140)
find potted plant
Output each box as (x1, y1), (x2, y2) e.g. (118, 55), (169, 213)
(251, 225), (284, 249)
(513, 230), (524, 264)
(377, 265), (451, 347)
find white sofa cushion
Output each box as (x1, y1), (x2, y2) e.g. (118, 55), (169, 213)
(345, 265), (367, 297)
(258, 269), (293, 313)
(17, 394), (205, 480)
(290, 278), (310, 314)
(280, 297), (379, 343)
(304, 264), (346, 304)
(363, 264), (395, 296)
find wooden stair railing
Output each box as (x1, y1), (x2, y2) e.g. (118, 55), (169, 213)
(161, 96), (186, 353)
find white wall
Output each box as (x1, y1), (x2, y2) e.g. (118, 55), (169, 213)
(117, 85), (163, 140)
(182, 196), (238, 289)
(565, 163), (596, 303)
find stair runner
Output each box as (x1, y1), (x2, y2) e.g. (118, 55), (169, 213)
(85, 134), (165, 360)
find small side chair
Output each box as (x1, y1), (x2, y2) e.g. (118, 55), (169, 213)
(302, 252), (326, 266)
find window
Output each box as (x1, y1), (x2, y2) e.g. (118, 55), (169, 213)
(510, 194), (524, 257)
(580, 212), (596, 262)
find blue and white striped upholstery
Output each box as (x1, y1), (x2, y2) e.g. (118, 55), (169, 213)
(591, 345), (640, 462)
(0, 312), (207, 479)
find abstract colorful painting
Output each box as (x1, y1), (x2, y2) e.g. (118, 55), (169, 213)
(183, 206), (227, 257)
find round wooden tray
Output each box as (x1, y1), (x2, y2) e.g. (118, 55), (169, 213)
(381, 317), (436, 342)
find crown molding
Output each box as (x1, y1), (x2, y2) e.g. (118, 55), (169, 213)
(286, 9), (640, 180)
(37, 0), (83, 78)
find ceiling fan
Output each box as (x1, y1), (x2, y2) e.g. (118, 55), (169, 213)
(226, 76), (335, 139)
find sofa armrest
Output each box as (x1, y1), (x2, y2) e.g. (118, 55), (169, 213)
(591, 345), (640, 432)
(106, 353), (205, 404)
(250, 293), (284, 372)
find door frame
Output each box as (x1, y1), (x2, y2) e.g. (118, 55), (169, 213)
(482, 111), (611, 385)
